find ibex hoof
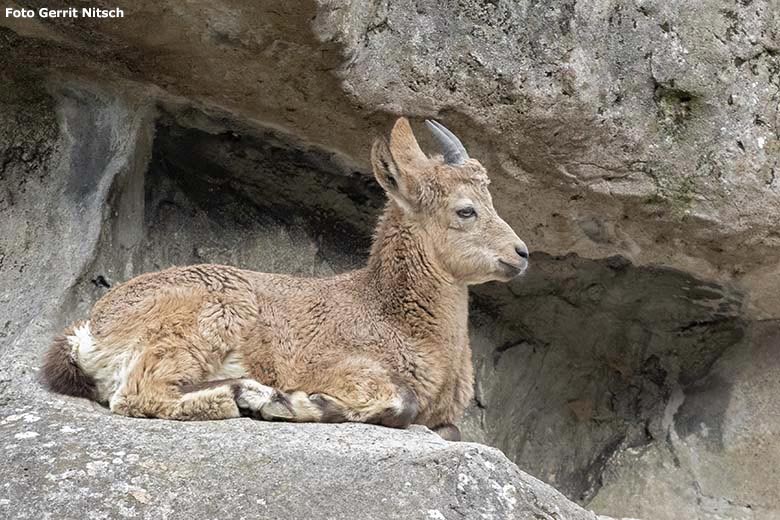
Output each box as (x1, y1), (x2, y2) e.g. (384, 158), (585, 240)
(433, 423), (461, 441)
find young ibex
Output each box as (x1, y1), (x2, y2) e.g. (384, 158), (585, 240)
(42, 118), (528, 440)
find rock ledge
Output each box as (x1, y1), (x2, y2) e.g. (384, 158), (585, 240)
(1, 394), (603, 520)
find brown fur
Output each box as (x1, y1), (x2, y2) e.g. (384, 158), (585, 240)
(179, 378), (243, 395)
(41, 118), (528, 436)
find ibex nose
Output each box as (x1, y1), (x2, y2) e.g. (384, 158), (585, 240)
(515, 244), (529, 260)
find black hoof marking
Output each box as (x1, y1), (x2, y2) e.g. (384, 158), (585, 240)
(259, 391), (296, 421)
(310, 393), (346, 423)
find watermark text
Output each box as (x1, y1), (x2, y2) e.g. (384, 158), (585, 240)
(5, 7), (124, 19)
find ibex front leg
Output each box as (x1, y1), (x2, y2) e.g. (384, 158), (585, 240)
(257, 359), (419, 428)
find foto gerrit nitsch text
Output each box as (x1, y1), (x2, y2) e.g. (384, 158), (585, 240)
(5, 7), (124, 18)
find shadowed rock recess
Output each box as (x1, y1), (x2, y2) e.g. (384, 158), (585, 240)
(1, 2), (778, 519)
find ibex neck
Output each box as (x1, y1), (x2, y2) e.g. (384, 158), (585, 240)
(365, 203), (467, 333)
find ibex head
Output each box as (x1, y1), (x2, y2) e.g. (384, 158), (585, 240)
(371, 117), (528, 285)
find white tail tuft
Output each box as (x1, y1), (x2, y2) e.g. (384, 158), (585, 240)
(66, 321), (94, 362)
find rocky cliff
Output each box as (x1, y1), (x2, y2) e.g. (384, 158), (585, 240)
(1, 1), (778, 519)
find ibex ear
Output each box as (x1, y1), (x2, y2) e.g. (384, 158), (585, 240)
(371, 118), (430, 212)
(388, 117), (427, 171)
(371, 136), (416, 213)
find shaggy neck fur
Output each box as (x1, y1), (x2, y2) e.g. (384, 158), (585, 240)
(365, 202), (467, 336)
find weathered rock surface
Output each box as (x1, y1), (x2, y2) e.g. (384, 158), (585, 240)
(589, 320), (780, 520)
(2, 396), (605, 520)
(1, 1), (779, 519)
(314, 0), (780, 317)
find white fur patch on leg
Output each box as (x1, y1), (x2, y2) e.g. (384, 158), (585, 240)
(66, 321), (94, 362)
(108, 390), (126, 413)
(207, 350), (248, 381)
(234, 380), (274, 411)
(391, 396), (406, 415)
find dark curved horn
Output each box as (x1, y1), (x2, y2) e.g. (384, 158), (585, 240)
(425, 119), (470, 165)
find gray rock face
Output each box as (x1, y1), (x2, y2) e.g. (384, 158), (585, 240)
(463, 258), (745, 503)
(1, 399), (602, 520)
(315, 0), (780, 315)
(1, 1), (779, 519)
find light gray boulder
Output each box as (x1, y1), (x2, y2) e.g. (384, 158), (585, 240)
(1, 394), (607, 520)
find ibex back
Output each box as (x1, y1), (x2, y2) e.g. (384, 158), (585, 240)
(42, 118), (528, 440)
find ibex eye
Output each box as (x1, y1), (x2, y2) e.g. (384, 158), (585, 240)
(456, 207), (476, 219)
